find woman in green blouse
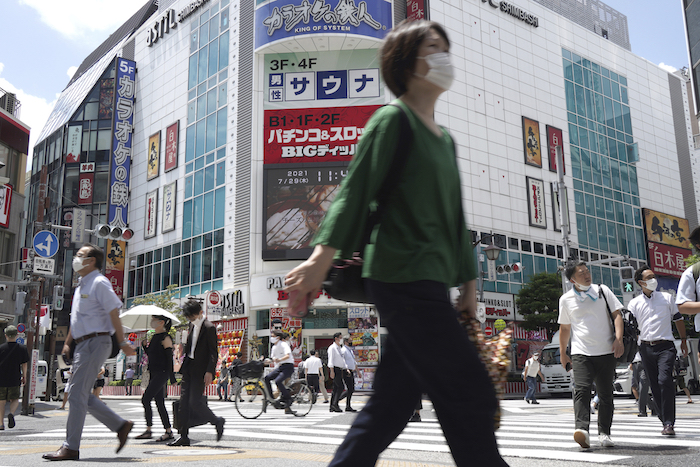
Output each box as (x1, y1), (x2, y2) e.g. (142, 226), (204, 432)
(285, 20), (506, 466)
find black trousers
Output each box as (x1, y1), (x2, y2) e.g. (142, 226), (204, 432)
(640, 341), (677, 426)
(328, 280), (506, 467)
(178, 360), (218, 437)
(264, 363), (294, 402)
(142, 370), (171, 429)
(307, 374), (320, 394)
(338, 370), (355, 408)
(331, 367), (345, 409)
(571, 354), (616, 435)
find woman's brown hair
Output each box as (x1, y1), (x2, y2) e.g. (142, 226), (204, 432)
(380, 20), (450, 97)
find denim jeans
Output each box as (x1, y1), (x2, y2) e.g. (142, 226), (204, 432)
(572, 353), (616, 435)
(525, 376), (537, 401)
(640, 341), (676, 426)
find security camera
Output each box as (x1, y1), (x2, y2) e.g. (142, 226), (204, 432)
(0, 284), (7, 291)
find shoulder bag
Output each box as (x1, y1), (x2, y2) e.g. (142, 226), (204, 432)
(599, 284), (639, 363)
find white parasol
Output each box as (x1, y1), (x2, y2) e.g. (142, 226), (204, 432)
(119, 305), (181, 331)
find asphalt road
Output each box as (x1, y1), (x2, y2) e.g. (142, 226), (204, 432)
(2, 394), (700, 466)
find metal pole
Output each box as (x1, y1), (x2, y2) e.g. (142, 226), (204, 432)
(554, 145), (572, 294)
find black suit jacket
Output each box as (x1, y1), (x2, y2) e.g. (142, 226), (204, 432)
(181, 319), (218, 376)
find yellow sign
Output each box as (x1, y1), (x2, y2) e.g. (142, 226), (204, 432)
(494, 319), (507, 332)
(643, 208), (691, 249)
(147, 131), (160, 180)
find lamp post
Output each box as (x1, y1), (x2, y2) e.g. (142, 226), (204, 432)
(473, 235), (503, 329)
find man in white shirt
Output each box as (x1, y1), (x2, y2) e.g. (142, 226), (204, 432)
(629, 266), (688, 436)
(339, 336), (358, 412)
(304, 350), (324, 402)
(264, 330), (296, 414)
(523, 351), (544, 404)
(327, 332), (347, 413)
(558, 262), (624, 449)
(676, 227), (700, 367)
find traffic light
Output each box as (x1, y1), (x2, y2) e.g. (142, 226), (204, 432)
(15, 291), (26, 315)
(53, 285), (64, 311)
(619, 266), (635, 293)
(496, 263), (523, 274)
(93, 224), (134, 241)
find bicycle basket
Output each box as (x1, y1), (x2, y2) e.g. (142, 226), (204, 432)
(238, 361), (264, 379)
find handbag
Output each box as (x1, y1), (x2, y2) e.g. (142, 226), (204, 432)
(599, 284), (639, 363)
(322, 103), (413, 303)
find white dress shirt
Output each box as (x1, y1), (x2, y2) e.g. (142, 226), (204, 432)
(628, 291), (682, 342)
(342, 345), (357, 370)
(70, 269), (123, 339)
(327, 342), (347, 369)
(304, 355), (323, 375)
(271, 340), (292, 368)
(188, 316), (204, 360)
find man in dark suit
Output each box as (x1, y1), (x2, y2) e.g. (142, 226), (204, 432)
(169, 300), (225, 446)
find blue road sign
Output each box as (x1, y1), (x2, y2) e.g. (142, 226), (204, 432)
(33, 230), (59, 258)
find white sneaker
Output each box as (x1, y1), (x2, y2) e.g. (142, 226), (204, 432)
(573, 429), (590, 448)
(599, 433), (615, 447)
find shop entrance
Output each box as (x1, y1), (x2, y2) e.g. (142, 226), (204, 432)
(314, 338), (334, 363)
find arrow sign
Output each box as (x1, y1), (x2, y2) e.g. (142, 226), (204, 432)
(33, 230), (59, 258)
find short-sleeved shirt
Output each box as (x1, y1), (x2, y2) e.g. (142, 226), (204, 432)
(0, 342), (29, 387)
(558, 284), (623, 356)
(124, 368), (134, 379)
(676, 266), (700, 306)
(271, 340), (292, 368)
(628, 291), (682, 342)
(525, 357), (541, 377)
(70, 269), (123, 339)
(304, 355), (323, 375)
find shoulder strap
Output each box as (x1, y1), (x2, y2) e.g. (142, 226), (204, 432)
(693, 263), (700, 301)
(599, 284), (616, 333)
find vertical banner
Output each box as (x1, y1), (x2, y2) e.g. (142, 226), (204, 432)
(147, 131), (160, 180)
(105, 239), (126, 297)
(78, 162), (95, 205)
(269, 307), (303, 364)
(66, 125), (82, 163)
(162, 181), (176, 233)
(71, 208), (87, 244)
(165, 122), (179, 172)
(0, 184), (12, 228)
(145, 189), (158, 239)
(546, 125), (565, 174)
(29, 349), (39, 401)
(406, 0), (428, 21)
(522, 116), (542, 168)
(108, 57), (136, 230)
(527, 176), (547, 229)
(348, 306), (378, 391)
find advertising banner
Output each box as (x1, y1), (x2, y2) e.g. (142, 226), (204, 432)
(526, 176), (546, 229)
(264, 49), (384, 110)
(643, 208), (692, 249)
(347, 306), (378, 366)
(647, 241), (691, 279)
(255, 0), (392, 50)
(522, 116), (542, 168)
(148, 131), (161, 180)
(108, 57), (136, 230)
(546, 125), (565, 173)
(165, 121), (179, 172)
(66, 125), (82, 163)
(482, 291), (516, 321)
(407, 0), (428, 21)
(270, 307), (303, 364)
(72, 208), (87, 244)
(145, 189), (158, 239)
(105, 239), (126, 297)
(78, 163), (95, 205)
(264, 105), (381, 164)
(162, 181), (176, 233)
(0, 184), (12, 228)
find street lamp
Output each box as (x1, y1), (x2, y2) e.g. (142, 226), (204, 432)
(483, 244), (502, 261)
(473, 235), (503, 324)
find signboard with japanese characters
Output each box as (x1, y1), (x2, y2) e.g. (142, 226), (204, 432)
(0, 184), (12, 228)
(264, 49), (384, 109)
(526, 176), (546, 229)
(162, 181), (176, 233)
(482, 291), (516, 321)
(145, 189), (158, 239)
(108, 57), (136, 231)
(66, 125), (82, 163)
(78, 162), (95, 205)
(647, 241), (690, 279)
(165, 121), (179, 172)
(255, 0), (392, 50)
(642, 208), (691, 250)
(522, 116), (542, 168)
(105, 239), (126, 297)
(406, 0), (428, 21)
(546, 125), (565, 174)
(347, 306), (378, 368)
(71, 208), (87, 244)
(147, 131), (160, 180)
(270, 307), (303, 364)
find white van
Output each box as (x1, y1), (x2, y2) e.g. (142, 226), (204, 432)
(36, 360), (48, 400)
(539, 331), (573, 394)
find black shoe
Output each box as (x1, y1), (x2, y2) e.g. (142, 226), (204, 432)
(330, 406), (343, 413)
(638, 413), (648, 417)
(345, 407), (357, 412)
(409, 413), (421, 422)
(272, 400), (284, 410)
(168, 436), (191, 446)
(531, 401), (540, 405)
(7, 413), (15, 429)
(215, 417), (225, 441)
(285, 407), (297, 415)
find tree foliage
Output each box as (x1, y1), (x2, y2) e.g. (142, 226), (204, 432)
(515, 272), (562, 334)
(131, 284), (182, 338)
(685, 253), (700, 268)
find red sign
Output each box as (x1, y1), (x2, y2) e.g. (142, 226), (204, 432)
(647, 241), (691, 279)
(263, 105), (382, 164)
(406, 0), (427, 21)
(165, 121), (179, 172)
(208, 291), (221, 306)
(78, 173), (94, 205)
(80, 162), (95, 172)
(484, 326), (493, 337)
(0, 184), (12, 228)
(546, 125), (565, 174)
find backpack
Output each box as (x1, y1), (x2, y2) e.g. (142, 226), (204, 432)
(599, 284), (639, 363)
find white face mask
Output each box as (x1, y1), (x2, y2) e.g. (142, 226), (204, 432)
(72, 256), (88, 272)
(573, 281), (591, 292)
(270, 336), (279, 344)
(643, 278), (658, 292)
(415, 52), (454, 90)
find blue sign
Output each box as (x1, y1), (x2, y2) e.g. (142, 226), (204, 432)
(108, 57), (136, 230)
(16, 337), (24, 345)
(255, 0), (392, 50)
(317, 70), (347, 100)
(33, 231), (59, 258)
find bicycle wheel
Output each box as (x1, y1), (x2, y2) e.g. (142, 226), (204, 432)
(235, 380), (266, 419)
(290, 383), (313, 417)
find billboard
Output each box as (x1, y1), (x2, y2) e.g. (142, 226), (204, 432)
(643, 208), (692, 250)
(647, 241), (690, 279)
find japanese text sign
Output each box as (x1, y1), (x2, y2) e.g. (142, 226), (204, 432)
(527, 176), (546, 229)
(0, 184), (12, 228)
(406, 0), (427, 22)
(643, 208), (691, 249)
(162, 181), (176, 233)
(145, 189), (158, 239)
(546, 125), (565, 174)
(165, 121), (179, 172)
(647, 241), (691, 279)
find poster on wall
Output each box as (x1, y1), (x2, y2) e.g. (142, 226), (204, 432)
(264, 105), (382, 164)
(105, 239), (126, 297)
(165, 121), (179, 172)
(647, 241), (690, 279)
(145, 189), (158, 239)
(0, 184), (12, 228)
(348, 306), (379, 365)
(546, 125), (565, 174)
(66, 125), (82, 163)
(355, 367), (376, 391)
(78, 172), (94, 205)
(263, 163), (348, 260)
(522, 116), (542, 168)
(162, 181), (176, 233)
(255, 0), (392, 50)
(270, 307), (303, 364)
(147, 131), (160, 180)
(527, 176), (546, 229)
(642, 208), (691, 249)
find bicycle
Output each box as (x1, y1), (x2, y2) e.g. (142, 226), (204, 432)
(234, 360), (313, 419)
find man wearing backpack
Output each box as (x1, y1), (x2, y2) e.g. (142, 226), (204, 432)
(628, 265), (687, 436)
(558, 262), (624, 449)
(677, 226), (700, 365)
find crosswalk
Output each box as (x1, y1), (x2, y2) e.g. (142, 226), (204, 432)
(21, 399), (700, 463)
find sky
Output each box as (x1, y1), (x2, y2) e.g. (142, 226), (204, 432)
(0, 0), (691, 167)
